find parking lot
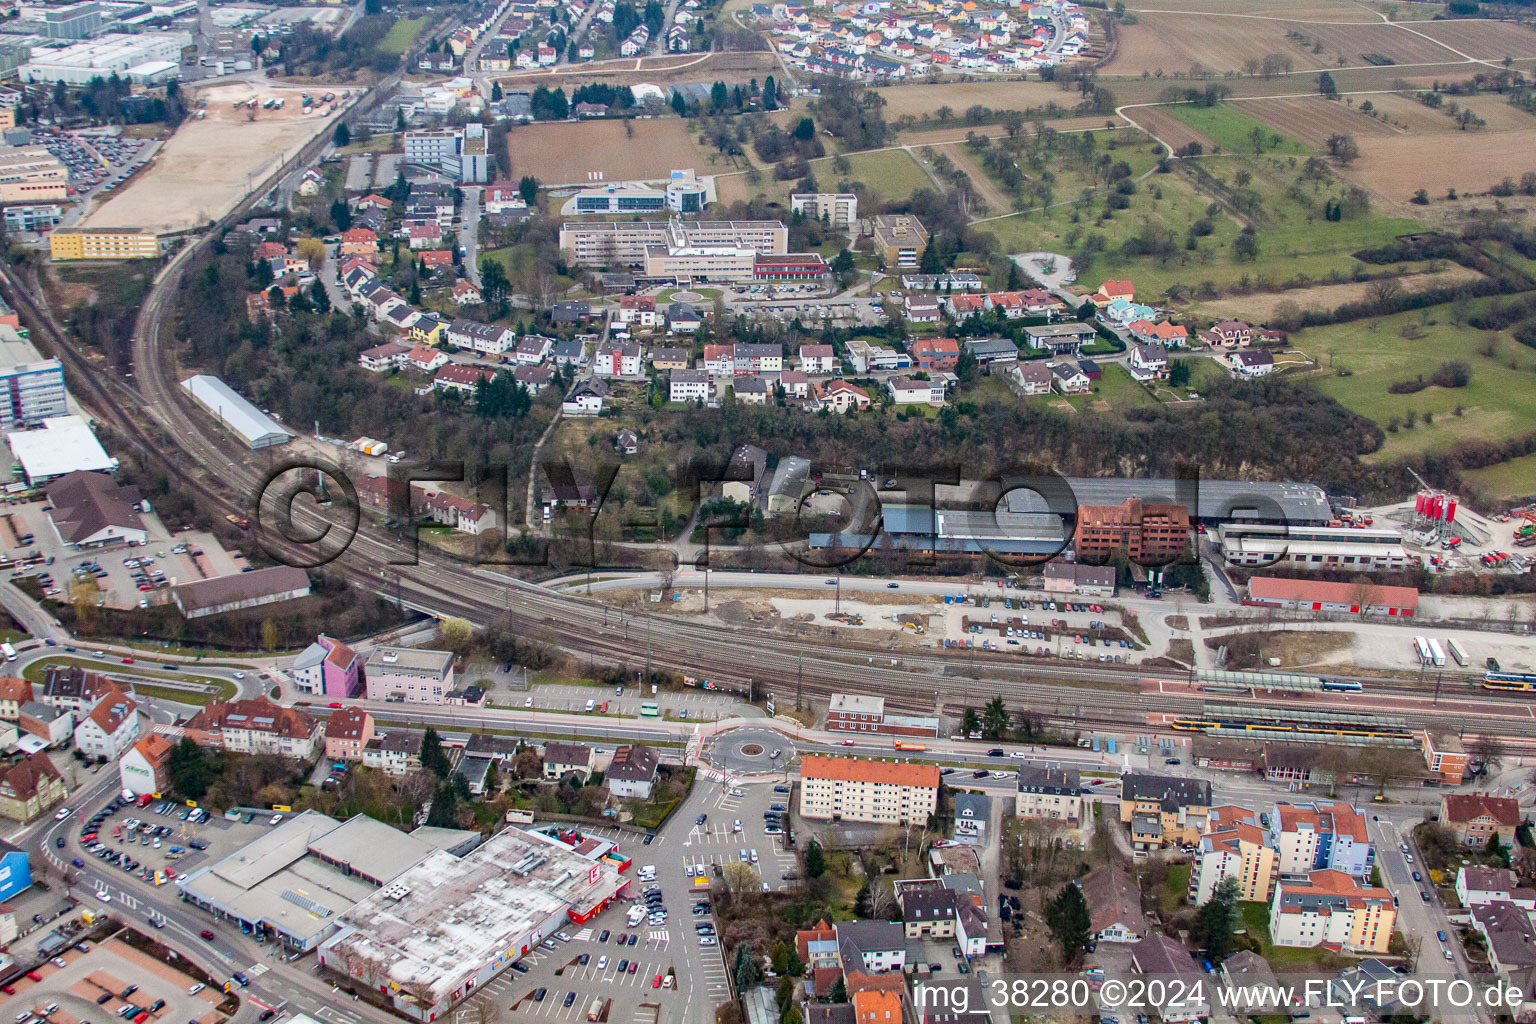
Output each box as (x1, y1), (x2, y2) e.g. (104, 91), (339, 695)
(0, 936), (226, 1024)
(514, 684), (746, 722)
(26, 129), (154, 197)
(57, 794), (290, 921)
(472, 911), (685, 1024)
(0, 496), (246, 610)
(679, 782), (797, 893)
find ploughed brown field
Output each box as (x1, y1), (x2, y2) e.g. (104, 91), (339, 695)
(1237, 96), (1397, 147)
(495, 51), (780, 91)
(1103, 11), (1502, 77)
(1123, 106), (1211, 151)
(508, 118), (709, 183)
(1349, 130), (1536, 198)
(1406, 18), (1536, 60)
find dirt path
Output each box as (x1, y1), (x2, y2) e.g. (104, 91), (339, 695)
(927, 141), (1014, 215)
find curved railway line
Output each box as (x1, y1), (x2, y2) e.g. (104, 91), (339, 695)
(2, 121), (1534, 749)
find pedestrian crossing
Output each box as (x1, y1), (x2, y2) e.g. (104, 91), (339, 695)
(247, 963), (270, 978)
(312, 1005), (362, 1024)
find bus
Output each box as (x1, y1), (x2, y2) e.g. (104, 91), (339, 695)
(1413, 636), (1432, 666)
(893, 740), (926, 752)
(640, 702), (659, 717)
(1447, 639), (1467, 668)
(1427, 638), (1447, 668)
(0, 643), (14, 662)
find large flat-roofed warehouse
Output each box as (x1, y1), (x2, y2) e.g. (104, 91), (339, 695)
(176, 812), (480, 951)
(1217, 522), (1409, 571)
(318, 827), (626, 1021)
(810, 502), (1068, 554)
(1003, 477), (1333, 526)
(809, 478), (1331, 554)
(180, 374), (292, 449)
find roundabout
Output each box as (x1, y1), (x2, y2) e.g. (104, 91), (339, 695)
(707, 726), (795, 776)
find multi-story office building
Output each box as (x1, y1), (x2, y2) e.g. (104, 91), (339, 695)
(363, 646), (456, 704)
(402, 125), (487, 182)
(0, 329), (66, 429)
(0, 147), (67, 203)
(565, 169), (709, 214)
(799, 755), (939, 825)
(3, 204), (62, 232)
(559, 219), (787, 265)
(1074, 497), (1190, 565)
(44, 2), (101, 39)
(790, 192), (857, 229)
(870, 214), (927, 269)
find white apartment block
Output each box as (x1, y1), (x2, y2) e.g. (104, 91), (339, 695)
(798, 755), (939, 826)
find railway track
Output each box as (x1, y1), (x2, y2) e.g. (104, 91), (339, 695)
(2, 133), (1534, 748)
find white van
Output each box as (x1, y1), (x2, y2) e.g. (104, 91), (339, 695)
(626, 904), (645, 927)
(638, 865), (656, 881)
(585, 699), (595, 712)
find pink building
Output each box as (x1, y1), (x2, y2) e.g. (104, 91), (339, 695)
(324, 706), (375, 762)
(292, 634), (361, 699)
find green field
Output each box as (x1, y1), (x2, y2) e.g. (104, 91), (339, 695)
(1163, 104), (1311, 157)
(1294, 305), (1536, 466)
(378, 17), (429, 55)
(1463, 453), (1536, 502)
(784, 148), (935, 204)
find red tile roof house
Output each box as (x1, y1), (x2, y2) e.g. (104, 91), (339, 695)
(1088, 279), (1134, 304)
(412, 487), (499, 535)
(355, 473), (409, 512)
(1203, 319), (1253, 348)
(452, 279), (483, 305)
(403, 345), (449, 373)
(324, 706), (375, 762)
(434, 363), (498, 395)
(339, 255), (377, 279)
(1129, 319), (1190, 347)
(946, 294), (987, 319)
(407, 224), (443, 250)
(339, 227), (379, 257)
(1441, 794), (1522, 850)
(985, 291), (1029, 318)
(617, 294), (659, 327)
(171, 698), (321, 760)
(907, 337), (959, 371)
(358, 342), (409, 373)
(815, 379), (871, 413)
(419, 249), (453, 269)
(73, 686), (139, 759)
